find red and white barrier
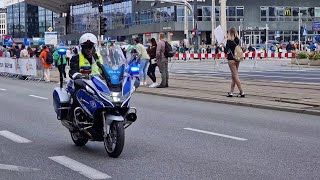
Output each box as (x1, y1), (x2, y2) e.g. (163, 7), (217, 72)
(174, 52), (296, 60)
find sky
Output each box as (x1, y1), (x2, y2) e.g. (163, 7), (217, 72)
(0, 1), (3, 8)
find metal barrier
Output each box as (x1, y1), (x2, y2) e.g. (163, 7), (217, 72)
(0, 57), (45, 82)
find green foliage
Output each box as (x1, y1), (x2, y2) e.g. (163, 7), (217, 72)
(295, 51), (309, 59)
(308, 52), (320, 60)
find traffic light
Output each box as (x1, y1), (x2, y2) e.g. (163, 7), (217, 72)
(100, 17), (107, 35)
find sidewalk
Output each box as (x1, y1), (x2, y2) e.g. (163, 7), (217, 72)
(50, 68), (320, 116)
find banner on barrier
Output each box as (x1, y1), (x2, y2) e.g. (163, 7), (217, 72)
(0, 57), (37, 76)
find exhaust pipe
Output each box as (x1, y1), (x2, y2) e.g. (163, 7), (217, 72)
(61, 120), (76, 132)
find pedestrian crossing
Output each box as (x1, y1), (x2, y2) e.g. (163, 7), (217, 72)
(169, 61), (320, 84)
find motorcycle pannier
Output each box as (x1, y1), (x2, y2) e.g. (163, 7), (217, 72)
(53, 88), (70, 120)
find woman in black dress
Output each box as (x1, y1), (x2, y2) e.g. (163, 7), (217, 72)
(224, 27), (245, 97)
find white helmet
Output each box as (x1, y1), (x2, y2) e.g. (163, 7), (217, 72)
(79, 33), (98, 46)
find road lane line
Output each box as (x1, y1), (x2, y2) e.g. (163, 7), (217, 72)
(0, 164), (40, 172)
(0, 130), (32, 143)
(29, 95), (48, 100)
(184, 128), (247, 141)
(49, 156), (111, 179)
(0, 88), (6, 91)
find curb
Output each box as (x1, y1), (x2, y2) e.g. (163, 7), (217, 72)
(136, 91), (320, 116)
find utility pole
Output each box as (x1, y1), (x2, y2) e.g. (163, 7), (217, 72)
(184, 6), (188, 45)
(193, 0), (198, 52)
(265, 23), (268, 54)
(219, 0), (227, 36)
(298, 13), (302, 50)
(211, 0), (216, 45)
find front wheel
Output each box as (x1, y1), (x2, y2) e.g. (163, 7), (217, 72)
(71, 132), (88, 146)
(104, 121), (125, 158)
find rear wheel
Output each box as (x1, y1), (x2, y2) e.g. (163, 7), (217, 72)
(104, 121), (125, 158)
(71, 132), (88, 146)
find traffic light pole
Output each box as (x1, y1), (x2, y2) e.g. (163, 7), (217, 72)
(98, 2), (103, 50)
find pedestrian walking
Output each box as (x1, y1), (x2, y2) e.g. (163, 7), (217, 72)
(146, 38), (158, 88)
(54, 47), (67, 82)
(156, 33), (169, 88)
(225, 27), (245, 97)
(134, 37), (150, 86)
(66, 48), (72, 66)
(39, 45), (52, 82)
(214, 43), (219, 59)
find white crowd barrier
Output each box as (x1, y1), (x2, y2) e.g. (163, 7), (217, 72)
(0, 57), (44, 81)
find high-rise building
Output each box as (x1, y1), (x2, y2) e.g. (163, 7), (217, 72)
(0, 8), (6, 35)
(4, 0), (58, 39)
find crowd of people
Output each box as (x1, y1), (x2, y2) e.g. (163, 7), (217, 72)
(0, 43), (77, 83)
(131, 33), (170, 88)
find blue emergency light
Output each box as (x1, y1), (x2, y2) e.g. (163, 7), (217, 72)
(57, 47), (67, 55)
(130, 66), (139, 72)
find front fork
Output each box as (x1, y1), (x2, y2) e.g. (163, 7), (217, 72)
(102, 111), (125, 138)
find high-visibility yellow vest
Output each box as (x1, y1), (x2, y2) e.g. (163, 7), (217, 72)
(79, 52), (102, 75)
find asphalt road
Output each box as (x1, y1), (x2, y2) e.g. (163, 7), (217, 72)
(170, 60), (320, 84)
(0, 77), (320, 180)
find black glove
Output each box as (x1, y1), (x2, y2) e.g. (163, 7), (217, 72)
(72, 73), (87, 80)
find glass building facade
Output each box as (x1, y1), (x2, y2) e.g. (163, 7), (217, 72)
(6, 2), (58, 38)
(69, 1), (245, 33)
(65, 0), (320, 45)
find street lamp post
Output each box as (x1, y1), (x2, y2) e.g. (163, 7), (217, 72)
(298, 13), (302, 50)
(212, 0), (216, 45)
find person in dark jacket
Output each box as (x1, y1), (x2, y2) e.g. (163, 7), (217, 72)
(286, 42), (293, 53)
(146, 38), (158, 88)
(69, 33), (102, 79)
(224, 27), (245, 98)
(214, 43), (219, 59)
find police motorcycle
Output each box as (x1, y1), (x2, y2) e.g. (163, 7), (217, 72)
(53, 45), (140, 158)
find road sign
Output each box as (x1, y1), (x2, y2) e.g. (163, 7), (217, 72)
(44, 32), (58, 45)
(312, 22), (320, 31)
(48, 27), (53, 32)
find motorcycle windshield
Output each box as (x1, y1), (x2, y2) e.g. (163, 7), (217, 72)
(100, 45), (127, 85)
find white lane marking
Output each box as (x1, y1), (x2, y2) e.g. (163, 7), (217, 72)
(49, 156), (111, 179)
(0, 164), (40, 172)
(0, 130), (32, 143)
(29, 95), (48, 100)
(0, 88), (6, 91)
(184, 128), (248, 141)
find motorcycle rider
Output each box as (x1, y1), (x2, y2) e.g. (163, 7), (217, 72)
(69, 33), (102, 79)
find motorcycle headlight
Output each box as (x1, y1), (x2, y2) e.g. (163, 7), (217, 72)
(111, 92), (121, 102)
(101, 92), (131, 104)
(100, 92), (113, 102)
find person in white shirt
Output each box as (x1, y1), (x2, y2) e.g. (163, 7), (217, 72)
(66, 48), (72, 66)
(20, 45), (29, 58)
